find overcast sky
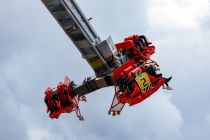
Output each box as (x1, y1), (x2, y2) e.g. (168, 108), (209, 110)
(0, 0), (210, 140)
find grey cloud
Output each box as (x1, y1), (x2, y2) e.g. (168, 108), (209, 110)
(1, 0), (210, 140)
(200, 15), (210, 31)
(0, 93), (28, 140)
(77, 0), (149, 41)
(147, 17), (210, 140)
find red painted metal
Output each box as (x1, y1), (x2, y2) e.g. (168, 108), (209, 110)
(44, 76), (85, 120)
(108, 34), (167, 115)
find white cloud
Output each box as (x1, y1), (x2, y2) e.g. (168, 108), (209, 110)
(147, 0), (210, 28)
(133, 92), (183, 140)
(27, 127), (64, 140)
(73, 89), (184, 140)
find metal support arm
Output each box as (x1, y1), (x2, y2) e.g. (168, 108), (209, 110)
(73, 75), (114, 96)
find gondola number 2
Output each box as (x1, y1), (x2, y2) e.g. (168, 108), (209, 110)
(135, 72), (152, 94)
